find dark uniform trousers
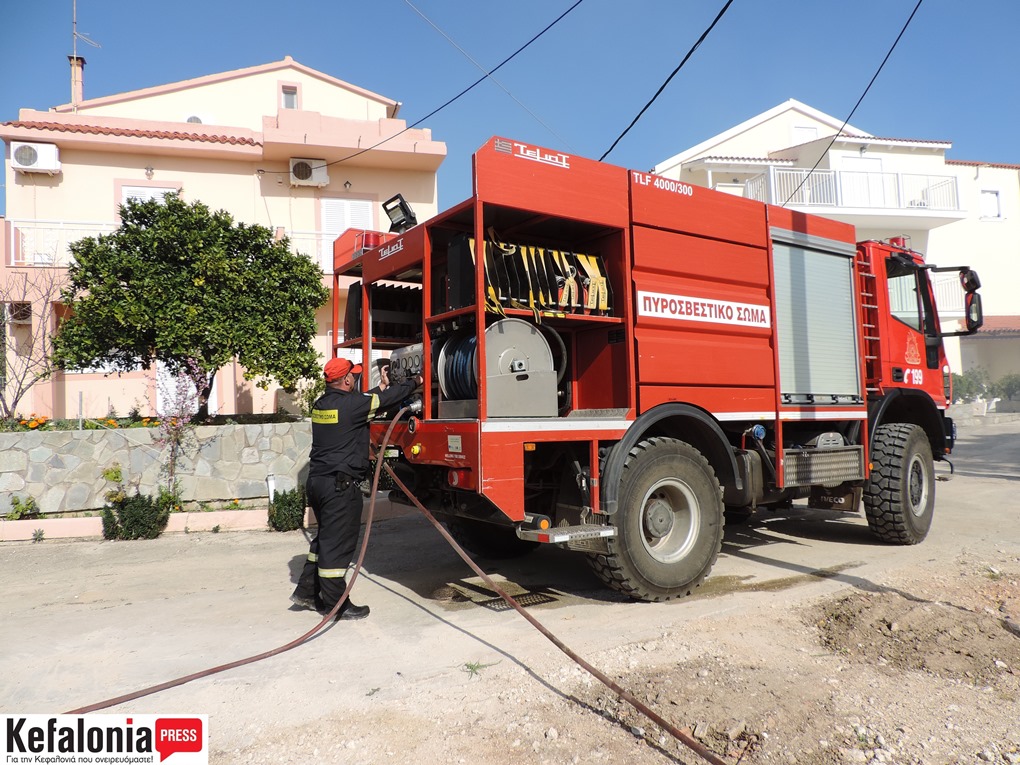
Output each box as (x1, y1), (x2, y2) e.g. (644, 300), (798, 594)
(294, 474), (364, 610)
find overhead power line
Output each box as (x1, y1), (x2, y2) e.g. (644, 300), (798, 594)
(599, 0), (735, 162)
(782, 0), (925, 207)
(303, 0), (586, 175)
(404, 0), (577, 153)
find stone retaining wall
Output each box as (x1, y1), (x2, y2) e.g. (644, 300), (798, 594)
(0, 423), (311, 515)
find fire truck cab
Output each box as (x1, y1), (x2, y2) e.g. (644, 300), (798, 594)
(332, 137), (982, 602)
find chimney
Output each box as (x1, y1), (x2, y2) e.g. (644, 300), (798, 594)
(68, 55), (86, 109)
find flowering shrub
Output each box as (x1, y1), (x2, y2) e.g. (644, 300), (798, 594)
(0, 414), (161, 433)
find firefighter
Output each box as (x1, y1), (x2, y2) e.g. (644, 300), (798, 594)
(290, 357), (421, 620)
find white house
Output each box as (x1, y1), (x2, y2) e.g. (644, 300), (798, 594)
(654, 99), (1020, 384)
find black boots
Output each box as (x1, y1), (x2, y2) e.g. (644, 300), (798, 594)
(289, 591), (319, 611)
(290, 589), (369, 620)
(336, 601), (370, 620)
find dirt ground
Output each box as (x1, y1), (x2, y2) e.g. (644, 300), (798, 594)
(222, 555), (1019, 765)
(3, 419), (1019, 765)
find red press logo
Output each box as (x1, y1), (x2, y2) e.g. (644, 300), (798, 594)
(2, 715), (208, 764)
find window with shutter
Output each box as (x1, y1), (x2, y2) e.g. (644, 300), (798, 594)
(321, 198), (374, 238)
(122, 186), (175, 205)
(317, 198), (375, 271)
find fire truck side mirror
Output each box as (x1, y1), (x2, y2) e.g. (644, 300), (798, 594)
(960, 268), (981, 293)
(965, 292), (984, 333)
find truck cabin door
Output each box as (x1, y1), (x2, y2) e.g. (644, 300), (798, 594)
(884, 255), (940, 384)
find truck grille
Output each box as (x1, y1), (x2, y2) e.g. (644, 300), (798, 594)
(783, 446), (864, 486)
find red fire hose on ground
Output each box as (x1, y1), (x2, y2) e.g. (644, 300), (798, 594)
(65, 409), (728, 765)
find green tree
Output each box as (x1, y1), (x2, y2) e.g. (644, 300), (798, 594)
(52, 193), (329, 418)
(992, 373), (1020, 401)
(951, 367), (990, 404)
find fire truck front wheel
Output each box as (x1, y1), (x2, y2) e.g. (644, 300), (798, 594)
(863, 423), (935, 544)
(589, 437), (724, 602)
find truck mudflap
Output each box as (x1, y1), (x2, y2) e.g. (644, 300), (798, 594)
(809, 483), (864, 511)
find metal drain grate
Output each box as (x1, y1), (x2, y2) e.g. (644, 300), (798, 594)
(477, 591), (558, 611)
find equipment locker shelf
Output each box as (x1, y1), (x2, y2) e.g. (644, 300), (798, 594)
(333, 184), (633, 425)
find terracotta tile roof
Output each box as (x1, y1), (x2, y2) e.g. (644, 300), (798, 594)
(1, 120), (261, 146)
(946, 159), (1020, 170)
(699, 155), (795, 164)
(975, 316), (1020, 336)
(838, 133), (952, 146)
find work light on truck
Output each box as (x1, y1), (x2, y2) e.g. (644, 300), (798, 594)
(383, 194), (418, 233)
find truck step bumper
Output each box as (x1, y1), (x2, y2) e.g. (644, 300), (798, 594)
(517, 524), (616, 551)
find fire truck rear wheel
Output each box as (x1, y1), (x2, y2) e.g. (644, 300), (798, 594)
(588, 437), (724, 602)
(444, 516), (540, 559)
(863, 423), (935, 544)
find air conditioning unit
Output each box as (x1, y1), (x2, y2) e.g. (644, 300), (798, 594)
(5, 303), (32, 325)
(11, 142), (61, 174)
(289, 158), (329, 187)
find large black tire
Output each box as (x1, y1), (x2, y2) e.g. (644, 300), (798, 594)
(587, 437), (724, 602)
(444, 516), (540, 559)
(863, 423), (935, 544)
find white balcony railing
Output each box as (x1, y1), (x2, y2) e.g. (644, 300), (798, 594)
(7, 222), (339, 273)
(7, 220), (116, 267)
(746, 169), (960, 211)
(286, 230), (337, 273)
(932, 273), (966, 319)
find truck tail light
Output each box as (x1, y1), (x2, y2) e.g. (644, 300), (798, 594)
(448, 468), (472, 488)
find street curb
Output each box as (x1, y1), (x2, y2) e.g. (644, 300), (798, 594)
(0, 496), (415, 543)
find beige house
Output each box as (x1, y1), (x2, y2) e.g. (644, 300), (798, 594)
(1, 56), (445, 419)
(653, 99), (1020, 382)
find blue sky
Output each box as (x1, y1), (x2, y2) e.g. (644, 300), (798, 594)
(2, 0), (1018, 215)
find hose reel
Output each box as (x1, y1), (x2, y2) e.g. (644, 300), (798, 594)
(436, 318), (558, 418)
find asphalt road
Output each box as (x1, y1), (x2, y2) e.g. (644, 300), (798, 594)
(1, 418), (1017, 759)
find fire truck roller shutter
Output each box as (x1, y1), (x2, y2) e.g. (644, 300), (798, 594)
(587, 437), (724, 602)
(770, 230), (862, 405)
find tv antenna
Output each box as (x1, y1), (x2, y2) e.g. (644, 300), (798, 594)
(71, 0), (102, 111)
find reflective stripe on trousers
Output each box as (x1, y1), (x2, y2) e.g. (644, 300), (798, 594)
(317, 567), (348, 579)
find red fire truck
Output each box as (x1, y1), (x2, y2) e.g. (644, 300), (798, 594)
(332, 137), (983, 602)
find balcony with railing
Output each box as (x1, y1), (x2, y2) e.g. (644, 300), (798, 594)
(6, 221), (344, 274)
(285, 230), (340, 273)
(745, 168), (965, 230)
(6, 220), (116, 267)
(932, 273), (967, 322)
